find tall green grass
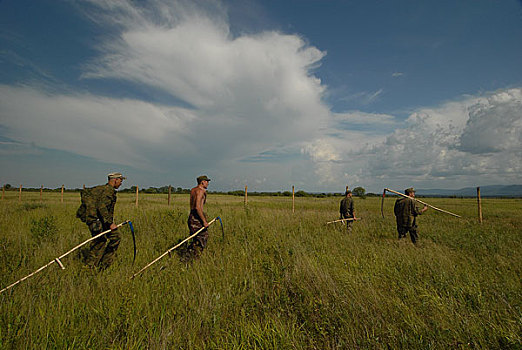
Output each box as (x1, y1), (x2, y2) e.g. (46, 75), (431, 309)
(0, 192), (520, 349)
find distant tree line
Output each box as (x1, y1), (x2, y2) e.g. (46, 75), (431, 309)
(119, 186), (191, 194)
(2, 184), (381, 198)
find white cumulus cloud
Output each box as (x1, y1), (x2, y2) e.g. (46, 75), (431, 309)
(0, 0), (330, 184)
(459, 89), (522, 154)
(362, 88), (522, 188)
(300, 88), (522, 191)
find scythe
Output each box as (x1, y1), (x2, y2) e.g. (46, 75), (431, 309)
(1, 220), (133, 294)
(326, 217), (360, 225)
(384, 188), (461, 218)
(381, 188), (387, 218)
(131, 216), (222, 279)
(128, 221), (136, 264)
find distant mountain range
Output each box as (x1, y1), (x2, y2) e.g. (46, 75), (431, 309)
(415, 185), (522, 197)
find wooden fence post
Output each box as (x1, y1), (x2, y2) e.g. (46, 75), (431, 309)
(292, 185), (295, 213)
(61, 185), (64, 203)
(477, 187), (483, 223)
(1, 185), (4, 201)
(135, 186), (139, 207)
(40, 185), (43, 202)
(168, 185), (172, 206)
(244, 185), (248, 206)
(19, 184), (22, 202)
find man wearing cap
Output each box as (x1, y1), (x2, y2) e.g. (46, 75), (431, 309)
(185, 175), (211, 260)
(393, 187), (428, 244)
(339, 189), (357, 233)
(82, 172), (125, 269)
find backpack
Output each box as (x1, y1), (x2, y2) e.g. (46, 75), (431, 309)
(76, 187), (92, 222)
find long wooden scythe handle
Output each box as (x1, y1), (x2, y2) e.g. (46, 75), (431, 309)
(131, 217), (218, 279)
(326, 217), (359, 225)
(1, 221), (131, 294)
(384, 188), (461, 218)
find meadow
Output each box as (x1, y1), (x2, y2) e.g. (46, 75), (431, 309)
(0, 191), (520, 349)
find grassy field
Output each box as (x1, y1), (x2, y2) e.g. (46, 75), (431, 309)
(0, 191), (520, 349)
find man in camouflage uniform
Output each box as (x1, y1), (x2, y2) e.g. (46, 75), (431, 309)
(393, 187), (428, 244)
(339, 189), (357, 233)
(184, 175), (210, 261)
(82, 172), (125, 269)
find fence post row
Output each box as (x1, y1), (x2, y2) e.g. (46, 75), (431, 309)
(1, 184), (181, 206)
(0, 183), (496, 223)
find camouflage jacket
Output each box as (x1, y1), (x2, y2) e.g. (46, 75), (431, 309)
(394, 196), (423, 227)
(80, 184), (117, 225)
(340, 197), (355, 218)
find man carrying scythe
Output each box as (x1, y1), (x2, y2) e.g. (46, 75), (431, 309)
(339, 188), (357, 233)
(393, 187), (428, 244)
(183, 175), (211, 261)
(133, 175), (222, 278)
(77, 172), (126, 269)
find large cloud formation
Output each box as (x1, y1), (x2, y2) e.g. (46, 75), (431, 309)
(80, 0), (329, 159)
(0, 0), (520, 191)
(0, 0), (330, 188)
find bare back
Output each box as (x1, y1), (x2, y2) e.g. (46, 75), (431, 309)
(190, 186), (206, 209)
(190, 184), (208, 225)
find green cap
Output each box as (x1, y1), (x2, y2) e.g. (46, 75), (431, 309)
(405, 187), (416, 194)
(197, 175), (211, 183)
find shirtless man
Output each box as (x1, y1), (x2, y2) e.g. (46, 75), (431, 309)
(186, 175), (210, 259)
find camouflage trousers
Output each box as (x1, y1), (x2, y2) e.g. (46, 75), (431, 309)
(84, 220), (121, 269)
(397, 225), (418, 244)
(345, 220), (353, 233)
(340, 216), (353, 233)
(186, 210), (208, 258)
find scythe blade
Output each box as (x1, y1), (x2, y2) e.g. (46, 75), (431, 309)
(381, 188), (387, 218)
(128, 221), (137, 264)
(216, 216), (224, 242)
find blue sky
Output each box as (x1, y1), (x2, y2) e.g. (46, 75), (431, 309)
(1, 0), (521, 192)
